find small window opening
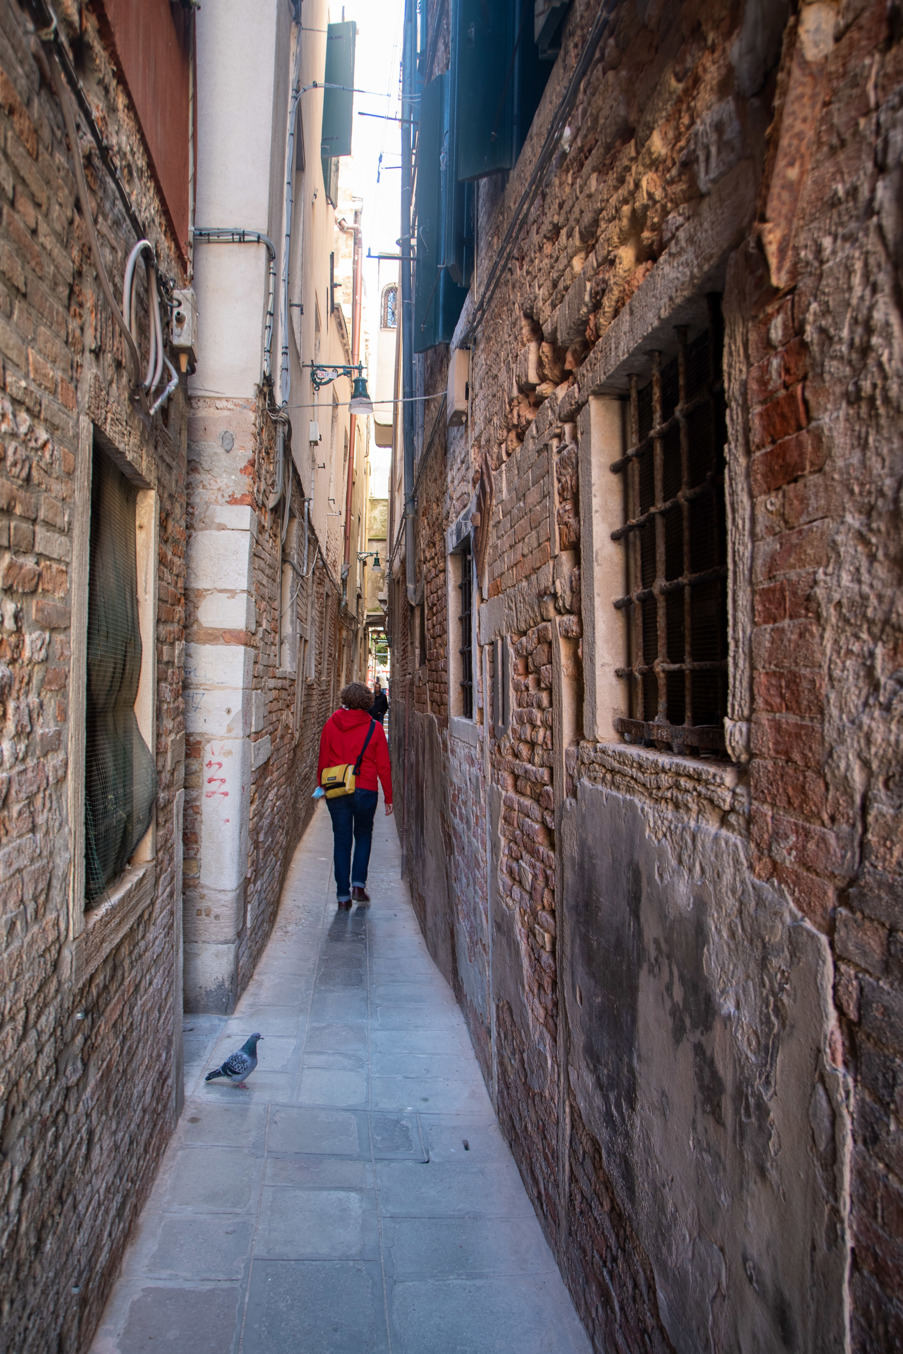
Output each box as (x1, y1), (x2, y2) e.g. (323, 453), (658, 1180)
(84, 447), (157, 903)
(610, 296), (728, 756)
(458, 538), (474, 720)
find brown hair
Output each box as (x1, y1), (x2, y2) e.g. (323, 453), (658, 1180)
(340, 682), (374, 711)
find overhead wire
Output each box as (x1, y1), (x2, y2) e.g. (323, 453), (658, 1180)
(458, 2), (614, 347)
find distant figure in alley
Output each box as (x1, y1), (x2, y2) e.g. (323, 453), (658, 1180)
(371, 678), (389, 726)
(318, 682), (394, 908)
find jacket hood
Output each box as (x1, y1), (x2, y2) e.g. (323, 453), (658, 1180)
(332, 707), (373, 732)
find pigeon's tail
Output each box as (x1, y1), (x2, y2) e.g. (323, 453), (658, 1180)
(205, 1066), (224, 1081)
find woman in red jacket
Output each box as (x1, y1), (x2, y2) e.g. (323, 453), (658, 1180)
(317, 682), (393, 908)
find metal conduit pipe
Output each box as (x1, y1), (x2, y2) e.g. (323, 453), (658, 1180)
(400, 0), (418, 606)
(123, 240), (179, 414)
(268, 33), (305, 541)
(339, 214), (363, 577)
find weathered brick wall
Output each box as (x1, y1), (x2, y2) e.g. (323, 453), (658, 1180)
(742, 8), (903, 1345)
(243, 452), (313, 989)
(395, 0), (903, 1349)
(0, 2), (189, 1349)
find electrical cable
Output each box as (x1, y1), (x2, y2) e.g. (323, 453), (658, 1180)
(26, 0), (145, 240)
(458, 2), (614, 347)
(123, 240), (179, 413)
(46, 43), (144, 400)
(32, 5), (180, 414)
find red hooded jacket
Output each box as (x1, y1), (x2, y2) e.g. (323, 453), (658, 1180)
(318, 707), (393, 804)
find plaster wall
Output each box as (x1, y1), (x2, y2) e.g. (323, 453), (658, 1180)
(561, 785), (849, 1354)
(193, 1), (281, 396)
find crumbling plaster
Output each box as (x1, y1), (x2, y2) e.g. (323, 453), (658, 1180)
(561, 783), (850, 1354)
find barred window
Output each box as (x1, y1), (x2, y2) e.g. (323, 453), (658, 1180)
(611, 297), (728, 756)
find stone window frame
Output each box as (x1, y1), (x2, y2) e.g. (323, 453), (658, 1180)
(446, 506), (480, 740)
(492, 634), (512, 739)
(609, 300), (728, 755)
(414, 600), (428, 671)
(68, 417), (158, 985)
(576, 165), (756, 797)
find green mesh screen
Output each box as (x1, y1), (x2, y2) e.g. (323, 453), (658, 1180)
(84, 446), (157, 904)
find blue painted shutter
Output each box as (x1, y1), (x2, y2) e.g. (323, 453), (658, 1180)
(321, 21), (356, 158)
(453, 0), (516, 180)
(452, 0), (559, 182)
(414, 73), (468, 351)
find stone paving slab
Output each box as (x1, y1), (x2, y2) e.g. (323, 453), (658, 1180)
(89, 803), (592, 1354)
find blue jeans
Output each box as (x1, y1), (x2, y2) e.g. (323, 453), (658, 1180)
(326, 788), (378, 901)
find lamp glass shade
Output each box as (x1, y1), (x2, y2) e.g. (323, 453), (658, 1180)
(349, 376), (373, 415)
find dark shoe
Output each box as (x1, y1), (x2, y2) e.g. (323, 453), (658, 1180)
(351, 886), (370, 903)
(337, 899), (352, 910)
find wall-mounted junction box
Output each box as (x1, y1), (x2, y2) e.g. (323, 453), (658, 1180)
(447, 347), (469, 427)
(170, 288), (198, 373)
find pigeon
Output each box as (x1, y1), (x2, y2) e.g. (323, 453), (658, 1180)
(204, 1033), (263, 1089)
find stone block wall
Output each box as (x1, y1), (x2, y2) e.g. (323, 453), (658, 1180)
(393, 0), (903, 1349)
(184, 387), (345, 1010)
(0, 2), (189, 1349)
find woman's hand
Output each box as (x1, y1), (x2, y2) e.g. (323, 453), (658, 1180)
(385, 804), (394, 816)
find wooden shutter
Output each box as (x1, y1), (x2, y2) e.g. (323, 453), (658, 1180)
(452, 0), (557, 182)
(414, 73), (468, 352)
(321, 21), (356, 159)
(453, 0), (516, 180)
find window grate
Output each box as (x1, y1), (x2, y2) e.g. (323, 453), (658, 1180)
(610, 296), (727, 756)
(458, 540), (474, 719)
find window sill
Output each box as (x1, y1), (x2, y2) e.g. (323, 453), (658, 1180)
(449, 715), (481, 747)
(574, 741), (747, 826)
(73, 861), (156, 987)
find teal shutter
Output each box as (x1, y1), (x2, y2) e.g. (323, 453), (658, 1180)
(414, 73), (468, 351)
(453, 0), (515, 180)
(321, 21), (356, 159)
(452, 0), (558, 182)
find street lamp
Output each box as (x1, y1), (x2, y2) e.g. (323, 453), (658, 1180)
(304, 361), (374, 415)
(357, 551), (381, 567)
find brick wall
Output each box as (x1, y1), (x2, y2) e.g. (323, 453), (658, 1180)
(0, 2), (189, 1349)
(394, 0), (903, 1349)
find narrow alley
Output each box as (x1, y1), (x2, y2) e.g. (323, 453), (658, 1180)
(89, 803), (591, 1354)
(3, 0), (903, 1350)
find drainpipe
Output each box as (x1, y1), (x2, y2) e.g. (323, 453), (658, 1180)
(401, 0), (417, 606)
(340, 212), (363, 582)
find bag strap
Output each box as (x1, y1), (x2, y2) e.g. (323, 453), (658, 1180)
(352, 718), (376, 775)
